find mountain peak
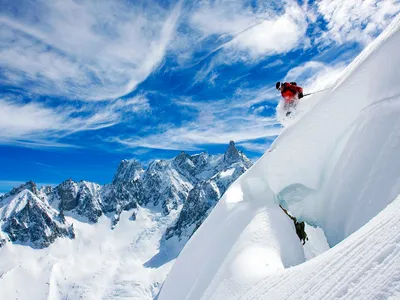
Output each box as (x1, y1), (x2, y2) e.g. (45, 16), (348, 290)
(224, 141), (241, 163)
(174, 151), (190, 162)
(113, 159), (144, 184)
(0, 181), (40, 201)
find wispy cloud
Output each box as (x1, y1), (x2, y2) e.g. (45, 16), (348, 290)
(284, 61), (346, 92)
(113, 120), (281, 151)
(316, 0), (400, 46)
(0, 94), (150, 148)
(0, 0), (182, 100)
(113, 88), (282, 151)
(262, 59), (284, 69)
(176, 0), (309, 87)
(237, 140), (273, 153)
(189, 0), (308, 61)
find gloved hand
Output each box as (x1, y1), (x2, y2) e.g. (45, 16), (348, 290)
(298, 92), (304, 99)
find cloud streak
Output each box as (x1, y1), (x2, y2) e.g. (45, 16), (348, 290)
(316, 0), (400, 45)
(185, 0), (308, 66)
(0, 94), (150, 148)
(113, 88), (282, 151)
(0, 0), (182, 100)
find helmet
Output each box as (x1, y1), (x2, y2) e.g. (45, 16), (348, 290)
(275, 82), (281, 90)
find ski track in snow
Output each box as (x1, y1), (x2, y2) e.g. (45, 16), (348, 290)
(240, 195), (400, 300)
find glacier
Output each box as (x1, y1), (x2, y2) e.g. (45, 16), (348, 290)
(158, 14), (400, 300)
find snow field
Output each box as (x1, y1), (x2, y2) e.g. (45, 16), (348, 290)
(0, 208), (176, 300)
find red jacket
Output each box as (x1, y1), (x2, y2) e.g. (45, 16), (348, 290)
(281, 82), (303, 103)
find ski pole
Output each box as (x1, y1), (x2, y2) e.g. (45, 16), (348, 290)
(303, 87), (331, 97)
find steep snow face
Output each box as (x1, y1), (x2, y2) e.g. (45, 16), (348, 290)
(267, 14), (400, 195)
(267, 14), (400, 244)
(317, 100), (400, 245)
(232, 194), (400, 300)
(159, 16), (400, 300)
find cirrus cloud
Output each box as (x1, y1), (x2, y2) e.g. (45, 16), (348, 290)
(0, 0), (182, 101)
(316, 0), (400, 45)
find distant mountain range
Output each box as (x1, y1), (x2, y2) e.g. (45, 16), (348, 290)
(0, 141), (253, 249)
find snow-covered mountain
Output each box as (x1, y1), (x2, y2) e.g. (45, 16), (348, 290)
(166, 142), (252, 242)
(158, 15), (400, 300)
(0, 141), (253, 299)
(0, 181), (75, 249)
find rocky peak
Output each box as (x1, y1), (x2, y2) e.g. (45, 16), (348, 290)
(191, 152), (209, 169)
(0, 181), (39, 202)
(224, 141), (241, 163)
(164, 142), (253, 248)
(174, 152), (191, 165)
(56, 179), (79, 211)
(0, 190), (75, 248)
(173, 152), (196, 180)
(58, 179), (76, 189)
(54, 180), (103, 223)
(40, 185), (53, 196)
(141, 159), (193, 214)
(112, 159), (144, 185)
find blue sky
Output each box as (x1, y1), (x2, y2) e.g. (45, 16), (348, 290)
(0, 0), (399, 193)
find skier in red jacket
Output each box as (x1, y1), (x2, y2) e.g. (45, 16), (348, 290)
(276, 81), (304, 116)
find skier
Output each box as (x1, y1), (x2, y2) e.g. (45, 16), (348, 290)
(276, 82), (304, 116)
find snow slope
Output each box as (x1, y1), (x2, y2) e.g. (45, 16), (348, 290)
(235, 194), (400, 300)
(0, 208), (177, 300)
(159, 15), (400, 300)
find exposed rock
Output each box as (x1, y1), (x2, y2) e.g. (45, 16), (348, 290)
(165, 181), (220, 240)
(224, 140), (242, 163)
(165, 142), (253, 242)
(0, 181), (39, 202)
(74, 182), (103, 223)
(53, 180), (103, 223)
(172, 152), (197, 182)
(112, 159), (144, 185)
(56, 179), (79, 211)
(141, 160), (192, 215)
(0, 190), (75, 248)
